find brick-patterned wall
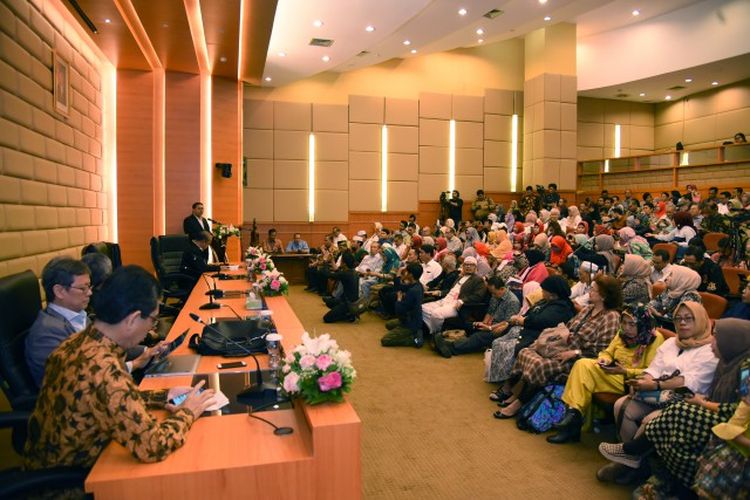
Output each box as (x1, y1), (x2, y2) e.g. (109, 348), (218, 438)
(0, 0), (106, 279)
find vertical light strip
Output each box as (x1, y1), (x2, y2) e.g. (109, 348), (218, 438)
(604, 159), (610, 173)
(681, 152), (689, 166)
(153, 69), (166, 234)
(102, 61), (118, 242)
(381, 125), (388, 212)
(308, 134), (315, 222)
(511, 114), (519, 192)
(237, 0), (247, 80)
(614, 124), (621, 158)
(448, 119), (456, 192)
(201, 75), (213, 218)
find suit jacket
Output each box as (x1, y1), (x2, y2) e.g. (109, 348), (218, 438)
(183, 215), (210, 239)
(26, 307), (80, 387)
(180, 242), (220, 282)
(458, 274), (487, 305)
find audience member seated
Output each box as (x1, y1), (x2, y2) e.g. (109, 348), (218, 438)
(418, 244), (443, 287)
(24, 266), (217, 473)
(323, 252), (360, 323)
(571, 261), (599, 309)
(362, 244), (401, 308)
(381, 263), (425, 348)
(548, 304), (664, 444)
(487, 276), (576, 387)
(724, 281), (750, 319)
(80, 252), (113, 292)
(285, 232), (310, 253)
(619, 255), (652, 306)
(262, 228), (284, 254)
(331, 226), (348, 246)
(421, 257), (486, 335)
(305, 234), (338, 294)
(494, 275), (622, 419)
(646, 211), (696, 259)
(434, 276), (520, 358)
(423, 253), (459, 303)
(617, 227), (653, 261)
(647, 265), (702, 329)
(26, 257), (92, 387)
(355, 241), (384, 299)
(597, 302), (718, 485)
(649, 249), (673, 284)
(683, 245), (730, 296)
(601, 317), (748, 498)
(549, 235), (573, 276)
(180, 231), (221, 287)
(516, 249), (549, 285)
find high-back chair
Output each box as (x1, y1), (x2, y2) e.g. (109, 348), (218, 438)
(703, 232), (729, 253)
(698, 292), (728, 319)
(722, 267), (750, 296)
(149, 234), (194, 306)
(81, 241), (123, 269)
(652, 243), (678, 263)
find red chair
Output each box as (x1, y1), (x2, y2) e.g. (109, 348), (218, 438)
(722, 267), (750, 296)
(652, 243), (677, 263)
(652, 282), (666, 297)
(698, 292), (728, 319)
(703, 232), (729, 253)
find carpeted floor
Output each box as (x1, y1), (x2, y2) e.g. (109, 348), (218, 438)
(286, 285), (632, 499)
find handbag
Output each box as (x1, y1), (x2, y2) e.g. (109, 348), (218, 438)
(188, 327), (268, 357)
(631, 370), (686, 409)
(532, 323), (571, 358)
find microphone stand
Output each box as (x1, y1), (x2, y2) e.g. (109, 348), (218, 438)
(199, 274), (221, 310)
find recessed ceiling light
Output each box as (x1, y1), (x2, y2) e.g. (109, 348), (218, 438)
(539, 0), (548, 4)
(476, 28), (484, 35)
(410, 49), (417, 54)
(478, 38), (484, 43)
(543, 16), (551, 22)
(632, 9), (640, 16)
(639, 92), (646, 97)
(458, 8), (467, 16)
(313, 20), (324, 28)
(322, 55), (330, 62)
(264, 76), (272, 82)
(219, 56), (227, 63)
(278, 51), (287, 57)
(711, 81), (719, 86)
(162, 23), (169, 28)
(684, 78), (692, 83)
(403, 40), (411, 46)
(665, 95), (672, 100)
(365, 25), (375, 32)
(104, 18), (111, 24)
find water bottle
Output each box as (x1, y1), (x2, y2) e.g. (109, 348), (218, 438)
(266, 333), (282, 383)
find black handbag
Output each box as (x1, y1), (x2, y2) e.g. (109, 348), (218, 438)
(188, 327), (267, 356)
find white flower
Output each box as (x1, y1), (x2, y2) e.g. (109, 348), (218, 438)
(283, 372), (300, 393)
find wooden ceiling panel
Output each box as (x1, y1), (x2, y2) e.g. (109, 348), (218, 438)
(131, 0), (199, 74)
(200, 0), (241, 79)
(65, 0), (150, 70)
(240, 0), (278, 85)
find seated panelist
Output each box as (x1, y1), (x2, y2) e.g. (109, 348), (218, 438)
(180, 231), (221, 286)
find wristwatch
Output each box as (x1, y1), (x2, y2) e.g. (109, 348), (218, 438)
(574, 349), (581, 358)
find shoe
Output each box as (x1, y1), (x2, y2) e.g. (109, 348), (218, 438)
(553, 408), (581, 430)
(596, 462), (629, 483)
(493, 398), (521, 419)
(433, 333), (452, 358)
(614, 464), (649, 486)
(546, 410), (582, 444)
(598, 442), (642, 469)
(489, 389), (510, 402)
(413, 335), (424, 348)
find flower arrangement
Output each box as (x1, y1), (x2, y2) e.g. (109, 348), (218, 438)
(245, 246), (267, 262)
(213, 223), (241, 242)
(256, 269), (288, 296)
(280, 332), (356, 405)
(249, 254), (276, 275)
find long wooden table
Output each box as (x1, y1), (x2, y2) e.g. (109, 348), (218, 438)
(84, 272), (361, 499)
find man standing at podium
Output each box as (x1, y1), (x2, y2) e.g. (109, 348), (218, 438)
(183, 202), (210, 239)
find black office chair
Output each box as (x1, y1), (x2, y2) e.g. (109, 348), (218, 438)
(81, 241), (122, 269)
(150, 234), (195, 307)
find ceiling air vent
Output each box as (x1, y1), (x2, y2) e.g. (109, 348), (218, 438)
(309, 38), (334, 47)
(615, 93), (630, 98)
(483, 9), (504, 19)
(356, 50), (370, 57)
(667, 85), (685, 91)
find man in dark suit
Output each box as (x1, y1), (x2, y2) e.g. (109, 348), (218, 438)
(183, 202), (210, 239)
(180, 231), (221, 287)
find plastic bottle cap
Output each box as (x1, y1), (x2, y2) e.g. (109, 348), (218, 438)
(266, 333), (282, 342)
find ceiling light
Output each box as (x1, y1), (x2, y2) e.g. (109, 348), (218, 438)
(219, 56), (227, 63)
(162, 23), (169, 28)
(476, 28), (484, 35)
(104, 18), (111, 24)
(313, 20), (323, 28)
(684, 78), (692, 83)
(539, 0), (548, 4)
(478, 38), (484, 43)
(458, 8), (467, 16)
(632, 9), (640, 16)
(410, 49), (417, 54)
(322, 55), (330, 62)
(544, 16), (551, 22)
(639, 92), (646, 97)
(665, 95), (672, 101)
(278, 51), (287, 57)
(365, 25), (375, 32)
(711, 81), (719, 86)
(403, 40), (411, 46)
(264, 76), (272, 82)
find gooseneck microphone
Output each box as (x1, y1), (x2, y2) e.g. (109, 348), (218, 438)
(248, 413), (294, 436)
(199, 274), (221, 310)
(207, 217), (223, 225)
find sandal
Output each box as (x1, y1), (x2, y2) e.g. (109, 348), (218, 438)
(489, 389), (510, 402)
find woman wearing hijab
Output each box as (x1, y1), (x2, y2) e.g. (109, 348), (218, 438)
(465, 226), (481, 248)
(619, 254), (652, 306)
(617, 226), (653, 261)
(576, 220), (590, 237)
(496, 251), (527, 283)
(565, 206), (582, 232)
(547, 304), (665, 444)
(602, 316), (749, 498)
(495, 275), (622, 419)
(647, 265), (702, 328)
(490, 230), (513, 259)
(511, 222), (528, 251)
(647, 211), (697, 259)
(517, 249), (549, 285)
(486, 276), (576, 387)
(597, 302), (719, 485)
(549, 235), (573, 268)
(571, 261), (598, 309)
(532, 232), (550, 260)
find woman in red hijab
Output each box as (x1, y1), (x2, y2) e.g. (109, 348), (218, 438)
(512, 222), (528, 251)
(549, 235), (573, 267)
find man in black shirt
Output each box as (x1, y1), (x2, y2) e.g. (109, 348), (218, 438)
(183, 202), (211, 239)
(180, 231), (220, 288)
(682, 245), (729, 296)
(381, 263), (425, 348)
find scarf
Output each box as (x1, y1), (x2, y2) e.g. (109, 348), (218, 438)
(576, 220), (590, 235)
(595, 235), (618, 273)
(673, 301), (713, 350)
(620, 303), (656, 365)
(533, 233), (549, 252)
(621, 254), (651, 279)
(666, 265), (701, 299)
(549, 235), (572, 266)
(710, 318), (750, 402)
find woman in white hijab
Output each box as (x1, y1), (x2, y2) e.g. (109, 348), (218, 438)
(565, 206), (582, 231)
(647, 265), (702, 328)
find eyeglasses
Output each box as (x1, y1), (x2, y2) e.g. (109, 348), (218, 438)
(147, 314), (160, 329)
(673, 315), (694, 324)
(67, 283), (93, 293)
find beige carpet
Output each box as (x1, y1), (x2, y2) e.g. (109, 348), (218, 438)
(285, 285), (631, 499)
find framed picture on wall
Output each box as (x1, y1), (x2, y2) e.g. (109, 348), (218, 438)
(53, 52), (70, 116)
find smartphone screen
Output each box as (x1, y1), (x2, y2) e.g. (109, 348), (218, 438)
(169, 387), (204, 406)
(217, 361), (247, 370)
(739, 367), (750, 397)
